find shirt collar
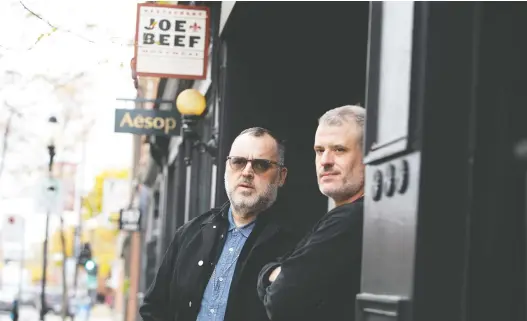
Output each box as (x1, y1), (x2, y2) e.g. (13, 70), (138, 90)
(228, 207), (256, 238)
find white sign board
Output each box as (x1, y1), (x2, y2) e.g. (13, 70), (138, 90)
(134, 3), (210, 79)
(102, 178), (131, 215)
(119, 209), (141, 232)
(34, 177), (63, 215)
(1, 215), (25, 261)
(2, 246), (23, 262)
(1, 215), (25, 244)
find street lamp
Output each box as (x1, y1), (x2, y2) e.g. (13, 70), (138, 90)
(176, 89), (218, 165)
(40, 116), (59, 321)
(46, 116), (59, 172)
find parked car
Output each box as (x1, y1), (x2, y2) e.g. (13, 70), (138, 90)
(32, 287), (76, 317)
(19, 289), (37, 308)
(0, 289), (16, 313)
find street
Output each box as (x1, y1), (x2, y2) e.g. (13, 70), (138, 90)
(0, 305), (116, 321)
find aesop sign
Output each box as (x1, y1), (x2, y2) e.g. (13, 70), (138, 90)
(114, 109), (181, 136)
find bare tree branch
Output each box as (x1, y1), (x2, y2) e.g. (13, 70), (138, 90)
(0, 69), (95, 200)
(18, 1), (54, 29)
(0, 113), (14, 182)
(19, 0), (95, 44)
(16, 0), (135, 49)
(32, 72), (86, 89)
(0, 104), (23, 183)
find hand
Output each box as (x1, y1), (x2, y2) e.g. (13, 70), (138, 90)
(269, 266), (281, 283)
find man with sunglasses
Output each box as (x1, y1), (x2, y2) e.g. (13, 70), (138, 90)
(257, 105), (365, 321)
(140, 127), (298, 321)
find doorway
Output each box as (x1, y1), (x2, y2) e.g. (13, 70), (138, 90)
(217, 2), (370, 233)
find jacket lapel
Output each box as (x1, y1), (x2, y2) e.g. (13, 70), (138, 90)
(186, 204), (230, 302)
(223, 211), (283, 320)
(198, 203), (230, 267)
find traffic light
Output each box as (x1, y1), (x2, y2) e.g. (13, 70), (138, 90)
(78, 243), (92, 266)
(84, 259), (98, 276)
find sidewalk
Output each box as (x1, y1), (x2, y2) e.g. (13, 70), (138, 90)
(89, 305), (122, 321)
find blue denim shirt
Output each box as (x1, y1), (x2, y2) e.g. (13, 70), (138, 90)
(197, 208), (256, 321)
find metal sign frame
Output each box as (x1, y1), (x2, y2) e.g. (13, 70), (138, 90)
(134, 3), (211, 80)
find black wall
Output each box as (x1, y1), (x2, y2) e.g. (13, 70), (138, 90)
(467, 3), (527, 320)
(216, 2), (370, 233)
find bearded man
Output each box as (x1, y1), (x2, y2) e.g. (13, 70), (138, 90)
(140, 127), (298, 321)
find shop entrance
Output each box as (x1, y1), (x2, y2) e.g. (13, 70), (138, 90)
(217, 2), (370, 233)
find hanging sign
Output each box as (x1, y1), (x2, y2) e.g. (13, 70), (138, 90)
(134, 3), (210, 79)
(114, 109), (181, 136)
(119, 209), (141, 232)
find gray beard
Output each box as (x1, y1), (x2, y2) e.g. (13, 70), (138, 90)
(230, 195), (271, 217)
(225, 175), (278, 217)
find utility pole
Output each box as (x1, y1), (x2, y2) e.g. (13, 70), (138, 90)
(126, 232), (141, 321)
(40, 116), (59, 321)
(72, 139), (86, 321)
(40, 162), (54, 321)
(18, 219), (26, 300)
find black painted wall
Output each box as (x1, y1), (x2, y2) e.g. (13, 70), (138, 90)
(467, 3), (527, 320)
(216, 2), (370, 234)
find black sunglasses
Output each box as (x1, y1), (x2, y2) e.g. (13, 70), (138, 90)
(226, 156), (283, 174)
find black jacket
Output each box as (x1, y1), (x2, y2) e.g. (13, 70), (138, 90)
(139, 201), (298, 321)
(257, 198), (364, 321)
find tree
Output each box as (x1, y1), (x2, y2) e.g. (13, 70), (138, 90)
(82, 169), (129, 219)
(52, 77), (97, 321)
(0, 103), (22, 183)
(1, 69), (101, 321)
(1, 1), (137, 319)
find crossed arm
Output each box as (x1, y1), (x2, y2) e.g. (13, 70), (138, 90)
(257, 212), (362, 320)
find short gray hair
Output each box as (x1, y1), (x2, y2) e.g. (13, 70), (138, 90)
(318, 105), (365, 146)
(236, 127), (285, 165)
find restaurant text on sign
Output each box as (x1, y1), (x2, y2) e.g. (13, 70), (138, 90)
(135, 3), (210, 79)
(142, 19), (201, 48)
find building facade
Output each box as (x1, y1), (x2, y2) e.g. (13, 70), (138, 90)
(127, 2), (527, 321)
(133, 1), (371, 317)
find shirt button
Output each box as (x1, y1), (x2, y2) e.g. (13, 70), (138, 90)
(198, 260), (203, 266)
(189, 301), (192, 307)
(213, 225), (217, 229)
(219, 277), (223, 282)
(229, 248), (234, 252)
(210, 309), (215, 314)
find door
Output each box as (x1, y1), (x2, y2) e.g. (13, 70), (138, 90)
(358, 2), (481, 321)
